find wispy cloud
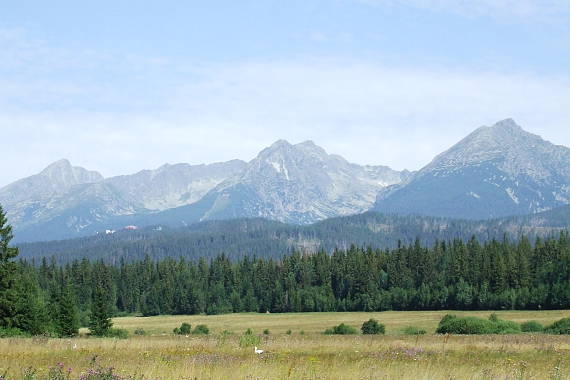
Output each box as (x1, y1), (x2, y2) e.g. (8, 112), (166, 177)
(1, 27), (569, 187)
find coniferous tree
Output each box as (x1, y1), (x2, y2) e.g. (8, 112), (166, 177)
(0, 205), (20, 330)
(88, 282), (113, 336)
(54, 282), (80, 337)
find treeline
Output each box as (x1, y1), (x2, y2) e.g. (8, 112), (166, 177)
(3, 201), (570, 338)
(23, 233), (570, 320)
(18, 211), (564, 265)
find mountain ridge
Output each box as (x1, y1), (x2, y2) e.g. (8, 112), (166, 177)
(2, 140), (406, 242)
(374, 119), (570, 219)
(3, 119), (570, 242)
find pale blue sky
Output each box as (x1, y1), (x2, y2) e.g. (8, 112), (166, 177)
(2, 0), (570, 186)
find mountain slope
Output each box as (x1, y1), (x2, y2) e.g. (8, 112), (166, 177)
(17, 207), (570, 264)
(2, 159), (246, 242)
(0, 159), (105, 227)
(3, 140), (405, 242)
(374, 119), (570, 219)
(159, 140), (407, 225)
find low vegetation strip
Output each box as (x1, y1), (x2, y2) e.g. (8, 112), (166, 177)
(1, 332), (570, 379)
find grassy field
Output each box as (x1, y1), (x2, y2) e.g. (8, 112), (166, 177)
(2, 310), (570, 379)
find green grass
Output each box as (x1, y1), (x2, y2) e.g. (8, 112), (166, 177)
(1, 310), (569, 380)
(109, 309), (570, 335)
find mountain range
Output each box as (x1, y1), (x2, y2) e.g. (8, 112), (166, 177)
(2, 118), (570, 243)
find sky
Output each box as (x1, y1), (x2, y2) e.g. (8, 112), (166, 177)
(1, 0), (570, 186)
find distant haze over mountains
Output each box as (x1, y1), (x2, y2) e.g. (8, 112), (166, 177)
(2, 119), (570, 243)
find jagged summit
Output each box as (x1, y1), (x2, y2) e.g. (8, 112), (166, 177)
(188, 139), (405, 225)
(40, 158), (72, 173)
(490, 118), (520, 129)
(39, 159), (104, 186)
(423, 118), (552, 177)
(375, 119), (570, 219)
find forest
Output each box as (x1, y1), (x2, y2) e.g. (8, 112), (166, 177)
(17, 210), (568, 264)
(2, 196), (570, 337)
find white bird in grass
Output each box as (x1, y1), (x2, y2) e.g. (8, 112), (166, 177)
(254, 346), (264, 354)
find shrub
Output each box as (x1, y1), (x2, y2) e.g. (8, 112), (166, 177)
(361, 319), (385, 335)
(439, 314), (457, 325)
(104, 328), (129, 339)
(134, 328), (146, 336)
(173, 322), (192, 335)
(492, 319), (521, 334)
(520, 321), (544, 333)
(545, 318), (570, 334)
(436, 314), (521, 334)
(324, 323), (358, 335)
(437, 316), (493, 334)
(286, 329), (292, 335)
(192, 324), (210, 335)
(263, 329), (270, 335)
(0, 327), (27, 338)
(402, 326), (427, 335)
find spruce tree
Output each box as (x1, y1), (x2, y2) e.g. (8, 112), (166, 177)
(0, 205), (19, 329)
(88, 283), (113, 336)
(55, 283), (80, 337)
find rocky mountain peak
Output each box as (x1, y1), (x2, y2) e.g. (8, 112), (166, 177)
(39, 159), (104, 187)
(491, 118), (520, 129)
(375, 119), (570, 219)
(423, 118), (556, 178)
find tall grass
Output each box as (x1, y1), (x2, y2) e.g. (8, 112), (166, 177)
(1, 310), (569, 380)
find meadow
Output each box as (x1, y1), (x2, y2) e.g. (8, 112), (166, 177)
(2, 310), (570, 380)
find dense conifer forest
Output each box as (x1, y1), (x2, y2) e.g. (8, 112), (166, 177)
(18, 210), (569, 264)
(2, 205), (570, 337)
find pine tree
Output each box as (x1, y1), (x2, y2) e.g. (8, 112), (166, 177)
(88, 283), (113, 336)
(55, 283), (80, 337)
(0, 205), (19, 329)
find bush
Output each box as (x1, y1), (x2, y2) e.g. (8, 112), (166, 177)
(436, 314), (521, 335)
(263, 329), (270, 335)
(286, 329), (292, 335)
(0, 327), (27, 338)
(402, 326), (427, 335)
(361, 319), (385, 335)
(437, 315), (492, 334)
(520, 321), (544, 333)
(134, 328), (146, 336)
(492, 319), (521, 334)
(104, 328), (129, 339)
(545, 318), (570, 334)
(192, 324), (209, 335)
(324, 323), (358, 335)
(174, 322), (192, 335)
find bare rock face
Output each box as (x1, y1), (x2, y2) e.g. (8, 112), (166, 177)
(193, 140), (406, 224)
(374, 119), (570, 219)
